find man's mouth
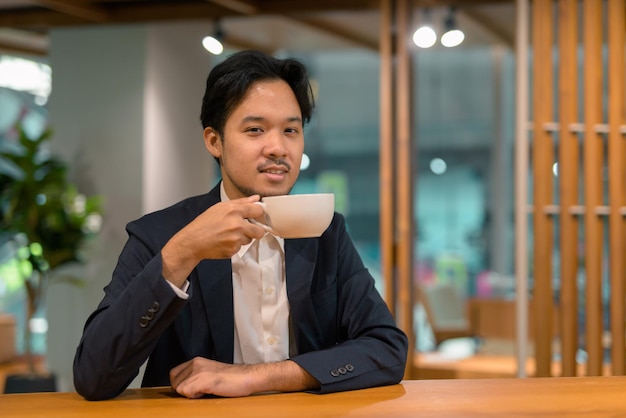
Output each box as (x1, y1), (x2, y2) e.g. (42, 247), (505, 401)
(259, 159), (291, 174)
(262, 168), (287, 174)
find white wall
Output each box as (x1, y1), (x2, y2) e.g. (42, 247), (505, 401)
(144, 23), (215, 213)
(46, 22), (216, 392)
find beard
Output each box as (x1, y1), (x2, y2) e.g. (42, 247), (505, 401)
(218, 133), (300, 198)
(220, 158), (297, 198)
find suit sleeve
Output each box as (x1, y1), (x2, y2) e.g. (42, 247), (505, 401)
(72, 222), (188, 401)
(290, 216), (409, 393)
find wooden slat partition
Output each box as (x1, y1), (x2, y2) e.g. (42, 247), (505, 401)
(394, 0), (415, 378)
(557, 0), (580, 377)
(379, 0), (414, 378)
(530, 0), (626, 377)
(582, 0), (604, 376)
(531, 0), (555, 377)
(379, 0), (395, 318)
(607, 0), (626, 376)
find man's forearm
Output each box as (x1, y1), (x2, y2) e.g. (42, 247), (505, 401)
(250, 360), (320, 394)
(170, 357), (320, 398)
(161, 235), (199, 288)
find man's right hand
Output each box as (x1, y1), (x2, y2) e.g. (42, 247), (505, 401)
(161, 195), (266, 287)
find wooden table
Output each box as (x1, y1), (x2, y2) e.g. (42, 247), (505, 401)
(2, 376), (626, 417)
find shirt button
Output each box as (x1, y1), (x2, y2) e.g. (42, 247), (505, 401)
(264, 287), (274, 295)
(267, 336), (277, 345)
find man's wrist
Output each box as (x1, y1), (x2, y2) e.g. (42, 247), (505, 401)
(161, 235), (198, 288)
(249, 360), (319, 394)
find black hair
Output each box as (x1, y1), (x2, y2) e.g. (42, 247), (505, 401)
(200, 50), (315, 137)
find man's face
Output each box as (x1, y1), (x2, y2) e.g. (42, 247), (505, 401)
(205, 79), (304, 199)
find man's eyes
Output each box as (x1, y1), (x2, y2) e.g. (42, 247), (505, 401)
(244, 127), (300, 134)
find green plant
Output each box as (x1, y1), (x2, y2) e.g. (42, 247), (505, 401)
(0, 124), (102, 373)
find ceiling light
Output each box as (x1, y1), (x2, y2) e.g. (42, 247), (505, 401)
(202, 21), (224, 55)
(413, 9), (437, 49)
(441, 7), (465, 48)
(413, 26), (437, 48)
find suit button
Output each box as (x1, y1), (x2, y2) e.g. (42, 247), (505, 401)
(151, 301), (160, 312)
(338, 367), (347, 375)
(145, 310), (155, 320)
(345, 364), (354, 372)
(330, 369), (340, 377)
(139, 316), (149, 328)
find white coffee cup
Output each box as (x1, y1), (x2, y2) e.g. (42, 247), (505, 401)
(251, 193), (334, 238)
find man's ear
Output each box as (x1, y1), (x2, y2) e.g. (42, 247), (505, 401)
(203, 127), (222, 159)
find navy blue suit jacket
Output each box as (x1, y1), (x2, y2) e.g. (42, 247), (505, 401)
(73, 184), (408, 400)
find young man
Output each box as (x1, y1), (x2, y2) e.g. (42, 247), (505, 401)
(73, 50), (408, 401)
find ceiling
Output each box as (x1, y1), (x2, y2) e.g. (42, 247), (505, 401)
(0, 0), (515, 58)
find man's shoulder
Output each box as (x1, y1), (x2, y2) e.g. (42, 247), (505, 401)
(128, 191), (219, 234)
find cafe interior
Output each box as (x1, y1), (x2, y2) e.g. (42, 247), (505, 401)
(0, 0), (625, 406)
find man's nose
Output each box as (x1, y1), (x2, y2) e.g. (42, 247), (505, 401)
(264, 131), (288, 157)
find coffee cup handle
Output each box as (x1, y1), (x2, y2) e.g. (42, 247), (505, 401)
(249, 202), (278, 235)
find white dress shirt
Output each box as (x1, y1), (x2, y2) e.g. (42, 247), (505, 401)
(224, 185), (290, 364)
(167, 185), (291, 363)
(163, 183), (293, 364)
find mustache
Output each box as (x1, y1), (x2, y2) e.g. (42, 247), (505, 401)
(258, 158), (291, 171)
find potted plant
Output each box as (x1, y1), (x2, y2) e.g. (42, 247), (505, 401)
(0, 124), (102, 393)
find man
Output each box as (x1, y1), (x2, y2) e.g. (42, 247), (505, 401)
(73, 50), (408, 401)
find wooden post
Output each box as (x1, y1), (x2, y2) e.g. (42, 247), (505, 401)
(394, 0), (415, 379)
(531, 0), (555, 377)
(607, 0), (626, 376)
(582, 0), (604, 376)
(557, 0), (580, 377)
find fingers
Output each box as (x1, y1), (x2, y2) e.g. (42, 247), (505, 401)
(170, 359), (254, 399)
(169, 359), (191, 389)
(225, 196), (266, 239)
(179, 196), (268, 260)
(174, 375), (205, 399)
(170, 358), (216, 399)
(240, 197), (265, 220)
(170, 358), (206, 399)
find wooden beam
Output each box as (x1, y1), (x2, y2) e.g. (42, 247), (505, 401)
(289, 16), (378, 51)
(0, 4), (227, 28)
(205, 0), (259, 15)
(252, 0), (379, 14)
(0, 28), (47, 56)
(415, 0), (512, 5)
(0, 41), (46, 56)
(223, 34), (273, 54)
(462, 7), (514, 47)
(28, 0), (109, 22)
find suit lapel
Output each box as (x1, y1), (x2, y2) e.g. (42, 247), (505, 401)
(195, 259), (235, 363)
(285, 239), (324, 352)
(173, 183), (235, 363)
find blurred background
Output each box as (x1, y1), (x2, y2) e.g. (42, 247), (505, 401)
(3, 0), (613, 393)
